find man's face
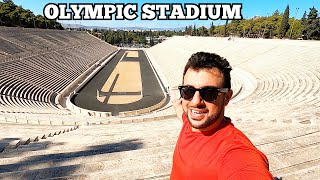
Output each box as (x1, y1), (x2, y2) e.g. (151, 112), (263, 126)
(182, 68), (232, 132)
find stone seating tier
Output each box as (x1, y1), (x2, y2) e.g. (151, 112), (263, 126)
(0, 27), (117, 113)
(147, 36), (320, 126)
(0, 118), (319, 179)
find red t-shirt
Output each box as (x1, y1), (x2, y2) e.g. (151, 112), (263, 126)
(170, 113), (273, 180)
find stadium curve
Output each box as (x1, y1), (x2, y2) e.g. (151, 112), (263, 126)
(69, 49), (167, 116)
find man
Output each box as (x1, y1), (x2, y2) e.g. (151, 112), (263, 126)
(170, 52), (273, 179)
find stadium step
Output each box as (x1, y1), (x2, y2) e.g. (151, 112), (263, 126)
(1, 30), (320, 179)
(0, 118), (181, 179)
(279, 162), (320, 180)
(0, 123), (79, 154)
(257, 130), (320, 156)
(249, 125), (320, 146)
(0, 149), (174, 179)
(269, 142), (320, 176)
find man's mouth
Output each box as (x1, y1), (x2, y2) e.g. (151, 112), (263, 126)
(191, 110), (205, 114)
(190, 109), (207, 120)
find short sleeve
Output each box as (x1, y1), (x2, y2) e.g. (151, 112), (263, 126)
(219, 147), (274, 180)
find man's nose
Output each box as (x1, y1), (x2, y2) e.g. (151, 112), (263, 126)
(190, 91), (203, 105)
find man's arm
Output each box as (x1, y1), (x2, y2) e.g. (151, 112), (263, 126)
(172, 98), (183, 122)
(220, 148), (274, 180)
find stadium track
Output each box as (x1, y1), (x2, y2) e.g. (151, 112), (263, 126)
(71, 49), (165, 115)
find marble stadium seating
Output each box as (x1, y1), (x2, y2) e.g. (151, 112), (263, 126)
(144, 36), (320, 179)
(0, 27), (118, 114)
(0, 30), (319, 179)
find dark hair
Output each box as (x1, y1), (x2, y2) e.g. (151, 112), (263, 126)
(183, 52), (232, 88)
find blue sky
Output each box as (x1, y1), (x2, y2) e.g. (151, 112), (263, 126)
(12, 0), (320, 28)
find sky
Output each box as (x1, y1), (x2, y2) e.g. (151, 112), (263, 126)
(12, 0), (320, 28)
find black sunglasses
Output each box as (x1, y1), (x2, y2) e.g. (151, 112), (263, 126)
(178, 85), (229, 102)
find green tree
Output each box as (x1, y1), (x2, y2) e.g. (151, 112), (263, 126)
(229, 20), (240, 36)
(208, 22), (215, 36)
(214, 25), (225, 36)
(0, 0), (62, 29)
(224, 20), (229, 37)
(185, 25), (192, 35)
(192, 24), (197, 36)
(127, 31), (136, 43)
(300, 11), (307, 39)
(35, 15), (47, 28)
(139, 36), (146, 44)
(0, 2), (12, 25)
(8, 5), (23, 26)
(278, 5), (290, 38)
(247, 18), (254, 37)
(301, 11), (307, 27)
(273, 10), (280, 16)
(287, 19), (302, 39)
(198, 26), (208, 36)
(302, 7), (320, 40)
(265, 10), (282, 38)
(3, 0), (15, 4)
(20, 8), (34, 27)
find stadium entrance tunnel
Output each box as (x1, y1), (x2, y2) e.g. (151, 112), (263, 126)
(70, 49), (167, 116)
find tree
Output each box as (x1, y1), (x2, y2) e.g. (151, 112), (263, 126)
(139, 36), (146, 44)
(192, 24), (197, 36)
(301, 11), (307, 26)
(3, 0), (15, 4)
(198, 26), (208, 36)
(0, 2), (11, 25)
(246, 18), (254, 37)
(127, 31), (136, 43)
(302, 7), (320, 40)
(301, 11), (307, 39)
(185, 25), (192, 35)
(265, 10), (282, 38)
(214, 25), (225, 37)
(278, 5), (290, 38)
(273, 10), (280, 16)
(0, 0), (62, 29)
(286, 19), (302, 39)
(224, 20), (229, 37)
(35, 15), (47, 28)
(229, 20), (240, 36)
(209, 22), (215, 36)
(8, 5), (23, 26)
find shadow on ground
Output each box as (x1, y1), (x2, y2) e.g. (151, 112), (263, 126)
(0, 138), (143, 178)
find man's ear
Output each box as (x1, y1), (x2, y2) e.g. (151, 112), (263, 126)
(224, 89), (233, 106)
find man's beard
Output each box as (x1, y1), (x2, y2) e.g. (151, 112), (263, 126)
(186, 107), (224, 129)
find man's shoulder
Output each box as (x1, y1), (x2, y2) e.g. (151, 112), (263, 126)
(219, 118), (252, 143)
(216, 119), (265, 159)
(218, 124), (273, 179)
(219, 145), (273, 179)
(219, 121), (271, 175)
